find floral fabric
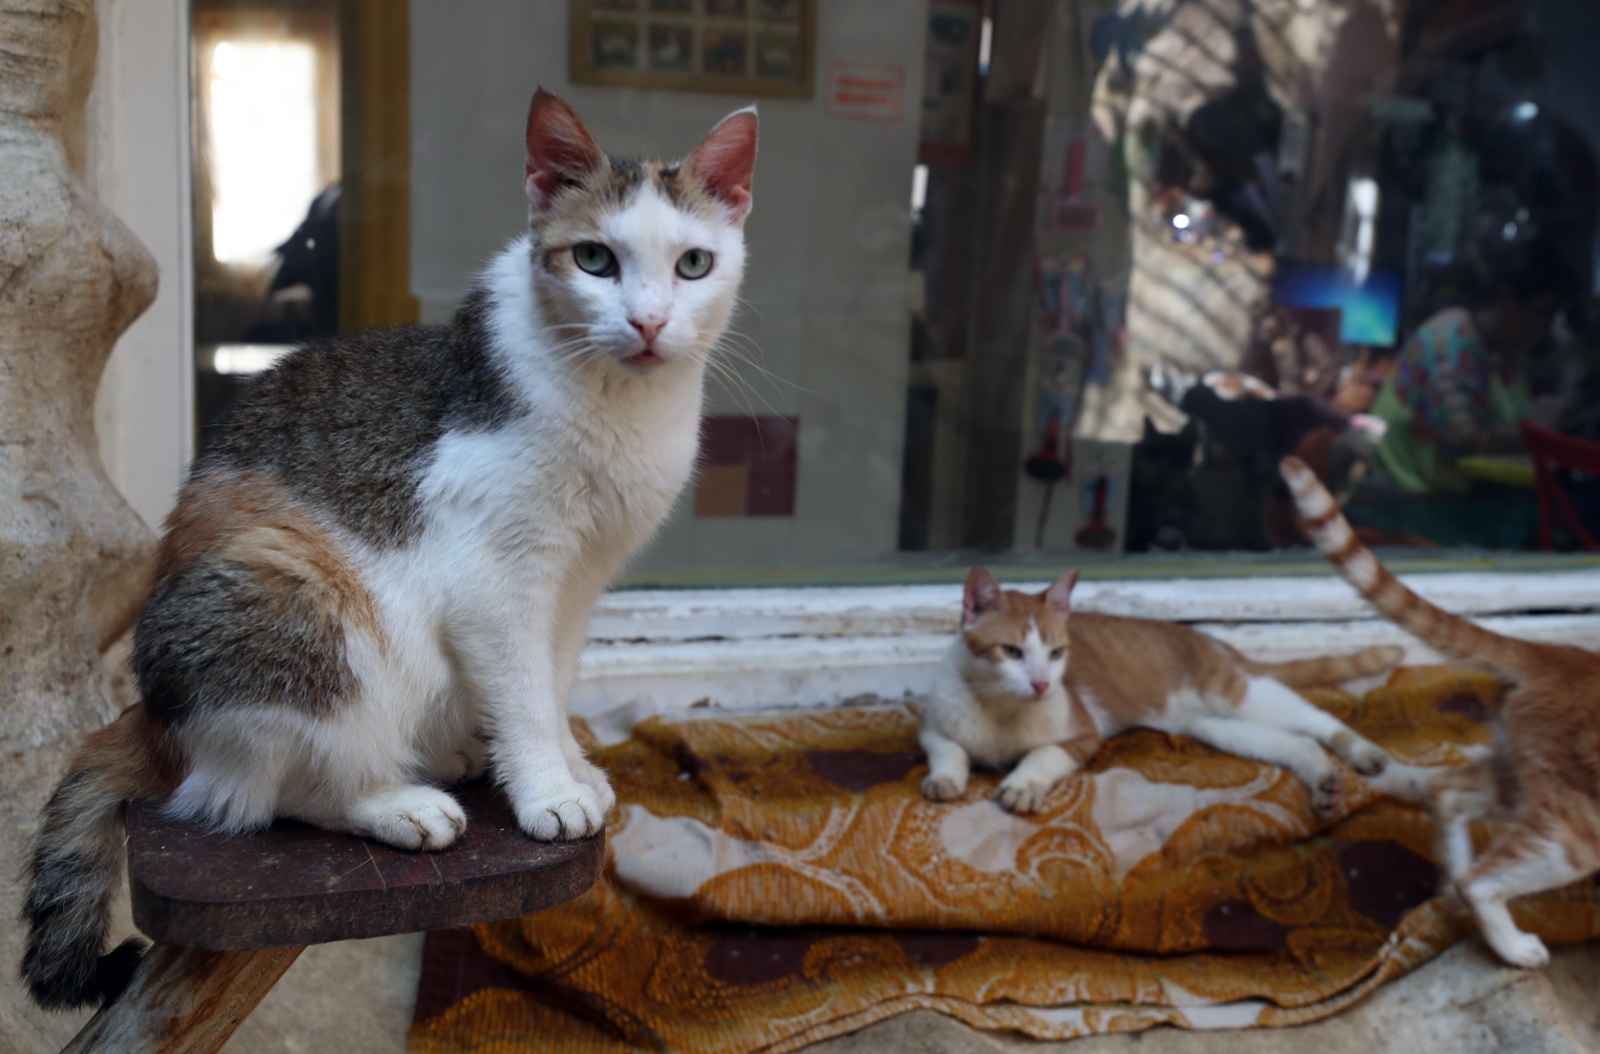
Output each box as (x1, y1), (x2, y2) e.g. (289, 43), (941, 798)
(411, 668), (1600, 1054)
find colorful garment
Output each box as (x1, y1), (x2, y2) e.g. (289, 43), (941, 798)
(1370, 307), (1529, 493)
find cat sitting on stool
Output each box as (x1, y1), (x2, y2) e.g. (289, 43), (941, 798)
(919, 567), (1399, 815)
(22, 89), (758, 1011)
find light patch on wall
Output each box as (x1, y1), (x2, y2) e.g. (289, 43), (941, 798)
(208, 40), (320, 264)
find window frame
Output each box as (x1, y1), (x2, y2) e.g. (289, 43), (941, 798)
(571, 569), (1600, 744)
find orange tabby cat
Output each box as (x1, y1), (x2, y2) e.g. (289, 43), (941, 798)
(919, 567), (1401, 816)
(1283, 455), (1600, 968)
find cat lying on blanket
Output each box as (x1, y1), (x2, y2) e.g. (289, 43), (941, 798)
(918, 567), (1400, 816)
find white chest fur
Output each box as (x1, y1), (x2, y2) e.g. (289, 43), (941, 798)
(444, 241), (702, 564)
(922, 642), (1075, 769)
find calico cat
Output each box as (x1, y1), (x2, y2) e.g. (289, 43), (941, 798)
(22, 90), (757, 1010)
(919, 567), (1400, 816)
(1282, 455), (1600, 968)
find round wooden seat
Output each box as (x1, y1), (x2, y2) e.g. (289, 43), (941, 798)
(65, 782), (602, 1053)
(127, 780), (603, 950)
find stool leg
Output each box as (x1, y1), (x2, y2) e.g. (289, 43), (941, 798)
(60, 944), (304, 1054)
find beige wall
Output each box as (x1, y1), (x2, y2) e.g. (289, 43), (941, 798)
(410, 0), (927, 577)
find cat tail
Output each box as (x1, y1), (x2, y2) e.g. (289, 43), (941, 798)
(21, 703), (182, 1011)
(1242, 645), (1406, 686)
(1280, 456), (1536, 676)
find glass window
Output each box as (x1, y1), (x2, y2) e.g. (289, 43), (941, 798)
(189, 0), (1600, 587)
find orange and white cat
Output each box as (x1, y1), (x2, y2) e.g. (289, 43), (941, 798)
(919, 567), (1400, 815)
(1283, 455), (1600, 968)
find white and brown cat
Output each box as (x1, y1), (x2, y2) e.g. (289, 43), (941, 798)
(919, 567), (1399, 816)
(23, 90), (757, 1010)
(1283, 455), (1600, 968)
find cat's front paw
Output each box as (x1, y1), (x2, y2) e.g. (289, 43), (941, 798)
(571, 756), (618, 815)
(1311, 769), (1344, 814)
(435, 735), (489, 785)
(922, 773), (966, 802)
(1344, 738), (1390, 777)
(513, 780), (606, 841)
(366, 786), (467, 851)
(995, 776), (1052, 815)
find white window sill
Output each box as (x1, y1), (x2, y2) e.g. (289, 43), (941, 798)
(572, 569), (1600, 744)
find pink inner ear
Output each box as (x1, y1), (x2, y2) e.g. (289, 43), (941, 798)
(686, 109), (757, 219)
(1045, 571), (1079, 616)
(524, 89), (604, 207)
(962, 566), (1002, 625)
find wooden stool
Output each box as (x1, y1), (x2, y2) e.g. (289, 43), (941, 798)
(63, 781), (603, 1053)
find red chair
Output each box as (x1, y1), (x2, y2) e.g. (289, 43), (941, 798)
(1520, 420), (1600, 551)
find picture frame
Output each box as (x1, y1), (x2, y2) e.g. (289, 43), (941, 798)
(571, 0), (815, 99)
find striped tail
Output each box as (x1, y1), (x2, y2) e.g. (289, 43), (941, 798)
(1279, 456), (1534, 677)
(1243, 645), (1405, 687)
(20, 704), (181, 1010)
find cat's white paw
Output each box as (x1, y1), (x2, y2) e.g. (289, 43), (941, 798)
(363, 786), (467, 851)
(922, 773), (966, 802)
(434, 736), (489, 785)
(1342, 738), (1389, 777)
(514, 780), (606, 841)
(1485, 928), (1550, 969)
(1310, 768), (1344, 814)
(571, 756), (617, 815)
(996, 776), (1052, 815)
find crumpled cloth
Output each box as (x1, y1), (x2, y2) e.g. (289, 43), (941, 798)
(411, 667), (1600, 1053)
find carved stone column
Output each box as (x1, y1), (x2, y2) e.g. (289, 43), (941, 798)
(0, 0), (158, 1044)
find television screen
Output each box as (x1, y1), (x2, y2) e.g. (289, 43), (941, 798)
(1272, 264), (1401, 347)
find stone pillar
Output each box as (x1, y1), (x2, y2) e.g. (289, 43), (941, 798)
(0, 0), (158, 1045)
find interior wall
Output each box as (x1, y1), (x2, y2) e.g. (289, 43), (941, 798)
(410, 0), (927, 577)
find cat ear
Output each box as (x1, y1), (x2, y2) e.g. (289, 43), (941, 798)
(1044, 570), (1080, 617)
(524, 88), (606, 210)
(962, 566), (1004, 626)
(685, 106), (758, 222)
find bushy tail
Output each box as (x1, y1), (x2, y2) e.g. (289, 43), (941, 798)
(1280, 456), (1534, 676)
(1244, 644), (1406, 686)
(21, 704), (180, 1010)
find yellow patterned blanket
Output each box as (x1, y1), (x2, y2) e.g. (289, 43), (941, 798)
(410, 668), (1600, 1053)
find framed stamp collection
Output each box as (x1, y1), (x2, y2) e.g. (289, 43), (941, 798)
(572, 0), (815, 98)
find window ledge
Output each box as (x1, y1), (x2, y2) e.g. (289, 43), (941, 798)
(572, 569), (1600, 744)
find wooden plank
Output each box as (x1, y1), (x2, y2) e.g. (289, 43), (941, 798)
(128, 780), (602, 950)
(61, 945), (303, 1054)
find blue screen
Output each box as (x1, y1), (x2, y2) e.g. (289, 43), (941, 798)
(1273, 265), (1401, 347)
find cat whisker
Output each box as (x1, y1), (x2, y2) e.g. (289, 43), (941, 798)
(711, 334), (811, 396)
(703, 356), (768, 419)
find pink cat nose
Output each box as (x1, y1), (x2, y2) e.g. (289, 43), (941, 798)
(1031, 680), (1049, 696)
(630, 318), (664, 345)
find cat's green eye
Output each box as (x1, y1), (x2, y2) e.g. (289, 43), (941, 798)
(1001, 645), (1023, 660)
(1050, 647), (1066, 660)
(573, 242), (618, 277)
(676, 248), (713, 280)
